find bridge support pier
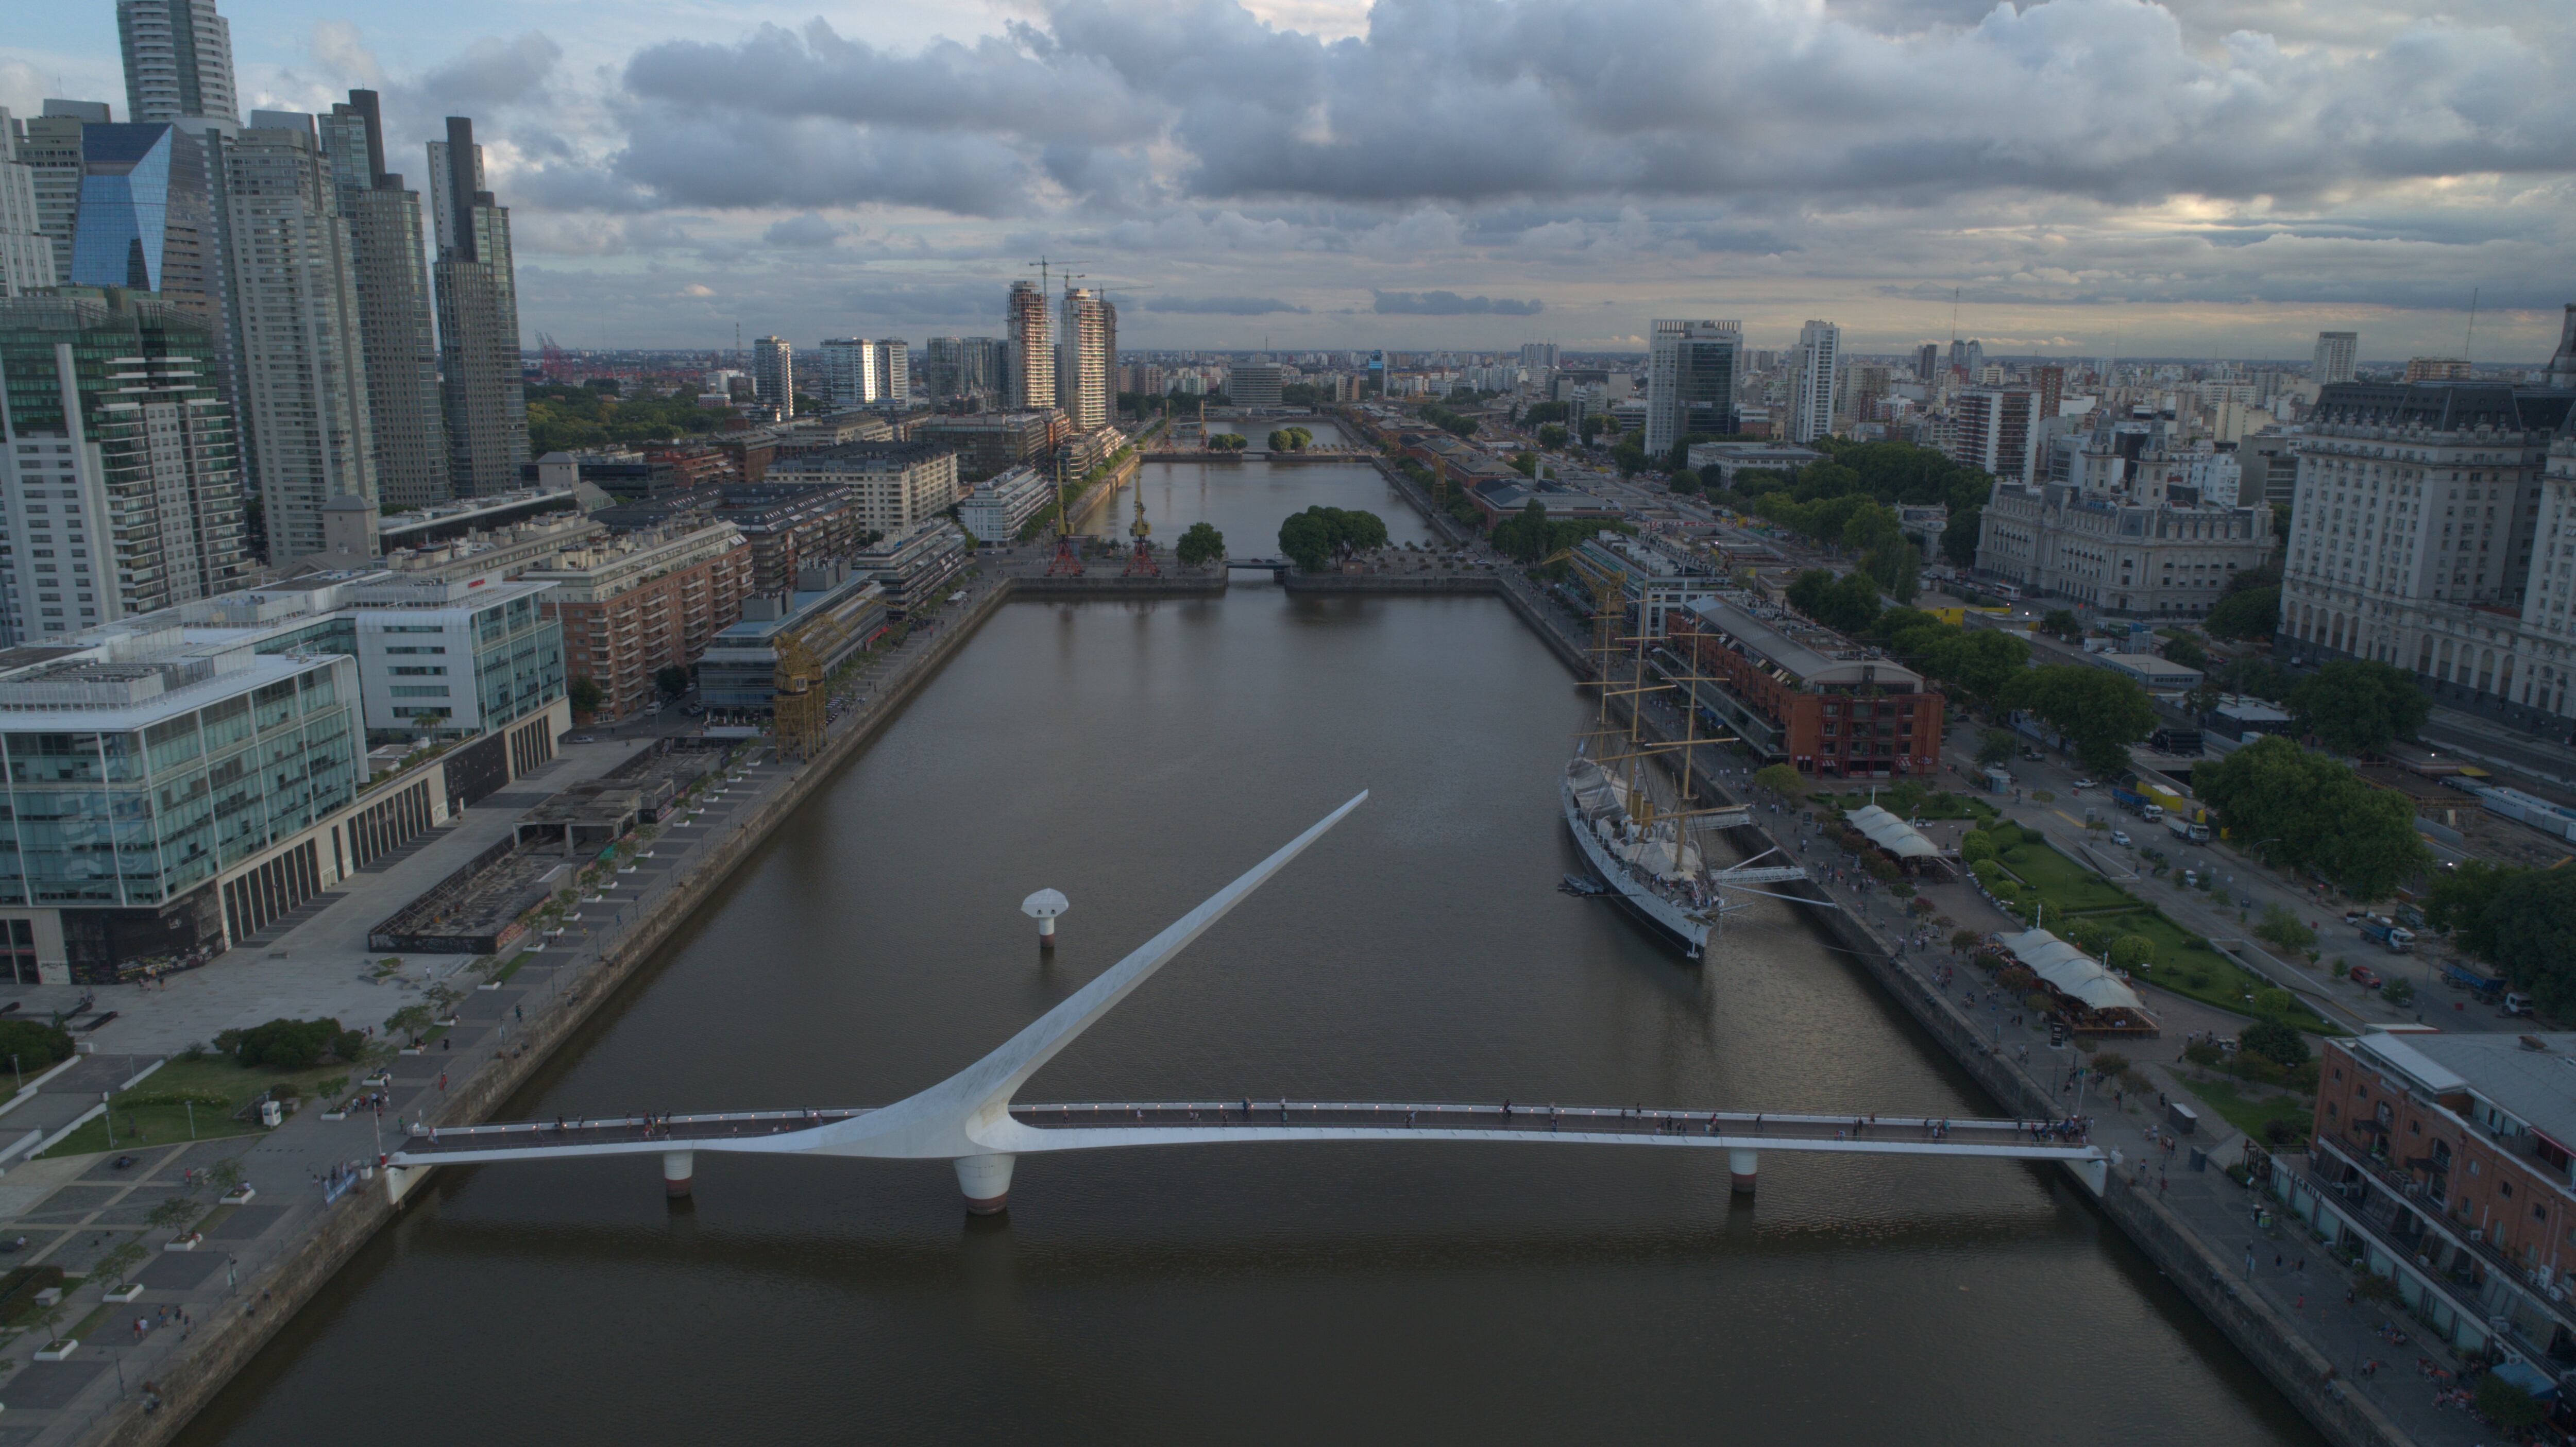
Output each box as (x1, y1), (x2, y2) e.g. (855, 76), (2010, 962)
(1728, 1148), (1759, 1194)
(663, 1150), (694, 1198)
(955, 1153), (1016, 1215)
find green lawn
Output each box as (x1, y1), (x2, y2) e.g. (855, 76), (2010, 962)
(2181, 1076), (2313, 1146)
(38, 1054), (358, 1160)
(1997, 842), (2136, 914)
(2093, 909), (2338, 1034)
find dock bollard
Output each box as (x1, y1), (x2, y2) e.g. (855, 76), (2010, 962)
(1021, 889), (1069, 951)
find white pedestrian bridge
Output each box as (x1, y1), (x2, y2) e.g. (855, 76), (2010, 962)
(390, 793), (2108, 1211)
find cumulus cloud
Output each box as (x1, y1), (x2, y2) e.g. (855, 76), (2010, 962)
(1143, 295), (1310, 314)
(1374, 290), (1543, 315)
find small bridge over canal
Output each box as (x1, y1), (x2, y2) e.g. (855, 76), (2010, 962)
(390, 795), (2107, 1212)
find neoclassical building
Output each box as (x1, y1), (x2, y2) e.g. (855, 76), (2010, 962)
(2278, 367), (2576, 732)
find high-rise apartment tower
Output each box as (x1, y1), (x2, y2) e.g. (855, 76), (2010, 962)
(0, 287), (251, 639)
(2312, 332), (2359, 385)
(1007, 281), (1053, 413)
(0, 114), (60, 298)
(429, 117), (528, 496)
(320, 92), (447, 511)
(116, 0), (240, 127)
(1646, 319), (1740, 457)
(1057, 287), (1114, 432)
(1787, 319), (1840, 445)
(751, 335), (793, 416)
(208, 113), (376, 561)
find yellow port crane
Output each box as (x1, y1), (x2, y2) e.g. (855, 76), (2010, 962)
(771, 604), (865, 763)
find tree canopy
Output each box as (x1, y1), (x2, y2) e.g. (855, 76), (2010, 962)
(2004, 665), (2155, 778)
(1277, 507), (1388, 571)
(2205, 585), (2281, 641)
(1266, 427), (1313, 452)
(1868, 607), (2030, 708)
(526, 383), (734, 454)
(1174, 521), (1226, 567)
(2288, 659), (2429, 755)
(1490, 501), (1631, 565)
(1786, 568), (1883, 634)
(2192, 735), (2427, 899)
(214, 1017), (367, 1071)
(1418, 404), (1479, 439)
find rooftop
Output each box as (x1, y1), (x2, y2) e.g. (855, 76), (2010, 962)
(2353, 1031), (2576, 1156)
(1686, 595), (1921, 691)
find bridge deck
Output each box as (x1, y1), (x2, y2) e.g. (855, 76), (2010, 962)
(387, 1102), (2100, 1168)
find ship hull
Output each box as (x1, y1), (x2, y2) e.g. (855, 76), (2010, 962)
(1563, 777), (1710, 960)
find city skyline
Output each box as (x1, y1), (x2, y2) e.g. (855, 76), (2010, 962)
(9, 0), (2575, 356)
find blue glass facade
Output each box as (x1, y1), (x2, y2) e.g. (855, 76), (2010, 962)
(68, 125), (179, 293)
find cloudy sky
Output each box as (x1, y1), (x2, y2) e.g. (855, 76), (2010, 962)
(11, 0), (2574, 359)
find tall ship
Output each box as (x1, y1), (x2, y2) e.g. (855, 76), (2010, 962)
(1551, 551), (1818, 960)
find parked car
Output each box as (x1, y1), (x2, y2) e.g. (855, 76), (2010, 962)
(2346, 965), (2382, 990)
(2110, 829), (2131, 847)
(2073, 779), (2098, 791)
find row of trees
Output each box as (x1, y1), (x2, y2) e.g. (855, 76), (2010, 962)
(1756, 495), (1921, 601)
(526, 382), (734, 455)
(1206, 432), (1248, 451)
(2193, 735), (2427, 899)
(2427, 862), (2576, 1016)
(1492, 500), (1630, 565)
(1728, 439), (1992, 570)
(2285, 659), (2431, 756)
(1267, 427), (1313, 452)
(1418, 404), (1479, 439)
(1865, 607), (2033, 711)
(1277, 506), (1389, 571)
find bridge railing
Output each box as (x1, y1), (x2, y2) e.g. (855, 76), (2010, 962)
(1007, 1101), (2071, 1136)
(405, 1106), (870, 1141)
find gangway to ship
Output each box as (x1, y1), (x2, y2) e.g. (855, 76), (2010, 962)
(392, 795), (2103, 1215)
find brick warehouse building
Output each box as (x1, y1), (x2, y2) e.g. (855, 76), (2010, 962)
(1664, 594), (1943, 776)
(2283, 1030), (2576, 1368)
(521, 521), (753, 723)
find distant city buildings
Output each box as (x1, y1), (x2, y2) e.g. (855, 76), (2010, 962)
(768, 440), (962, 536)
(1226, 361), (1283, 407)
(1950, 387), (2039, 483)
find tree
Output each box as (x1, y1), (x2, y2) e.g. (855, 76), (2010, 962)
(1941, 506), (1981, 568)
(1976, 729), (2018, 768)
(2241, 1019), (2310, 1067)
(2205, 585), (2281, 641)
(1785, 569), (1882, 634)
(1752, 763), (1804, 797)
(383, 1003), (436, 1046)
(2425, 859), (2512, 959)
(1579, 414), (1605, 445)
(1668, 468), (1703, 497)
(568, 676), (606, 718)
(1537, 424), (1568, 449)
(2193, 736), (2427, 900)
(213, 1017), (365, 1070)
(2254, 906), (2315, 954)
(0, 1018), (74, 1070)
(2381, 976), (2415, 1007)
(2475, 1376), (2548, 1432)
(2484, 869), (2576, 1017)
(1510, 451), (1538, 478)
(1611, 439), (1647, 477)
(1174, 522), (1226, 567)
(2161, 633), (2207, 670)
(2107, 935), (2156, 972)
(655, 665), (691, 698)
(2039, 609), (2083, 643)
(1277, 506), (1387, 571)
(2004, 666), (2154, 778)
(2288, 659), (2429, 755)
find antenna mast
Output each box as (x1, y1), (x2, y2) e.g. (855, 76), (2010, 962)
(2465, 286), (2480, 361)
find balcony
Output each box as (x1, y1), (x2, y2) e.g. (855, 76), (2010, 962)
(2309, 1142), (2576, 1365)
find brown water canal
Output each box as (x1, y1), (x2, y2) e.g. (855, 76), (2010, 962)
(178, 462), (2317, 1445)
